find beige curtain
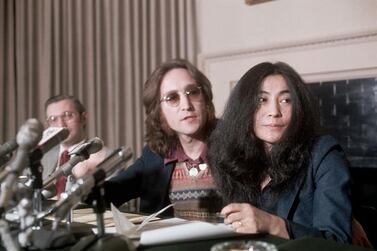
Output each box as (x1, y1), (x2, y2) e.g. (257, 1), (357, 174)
(0, 0), (197, 160)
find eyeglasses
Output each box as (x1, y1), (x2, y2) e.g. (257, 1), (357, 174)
(160, 86), (202, 107)
(46, 111), (77, 125)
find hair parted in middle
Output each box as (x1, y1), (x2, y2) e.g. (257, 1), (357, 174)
(143, 58), (216, 156)
(208, 61), (320, 204)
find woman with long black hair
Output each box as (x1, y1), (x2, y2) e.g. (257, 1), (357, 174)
(208, 61), (352, 242)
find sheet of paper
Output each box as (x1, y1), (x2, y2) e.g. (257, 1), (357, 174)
(139, 221), (240, 246)
(91, 204), (241, 247)
(73, 207), (149, 227)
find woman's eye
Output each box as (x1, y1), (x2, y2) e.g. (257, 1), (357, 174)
(280, 98), (291, 104)
(258, 97), (266, 103)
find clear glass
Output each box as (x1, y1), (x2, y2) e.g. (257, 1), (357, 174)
(211, 240), (278, 251)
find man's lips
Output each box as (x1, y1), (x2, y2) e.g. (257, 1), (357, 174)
(181, 115), (197, 121)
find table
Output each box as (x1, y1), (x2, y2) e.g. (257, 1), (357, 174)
(67, 215), (374, 251)
(28, 208), (375, 251)
(138, 234), (373, 251)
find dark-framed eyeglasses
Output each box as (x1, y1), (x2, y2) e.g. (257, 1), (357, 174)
(160, 86), (202, 107)
(46, 111), (77, 125)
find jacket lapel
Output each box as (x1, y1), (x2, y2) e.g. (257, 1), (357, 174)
(276, 169), (307, 219)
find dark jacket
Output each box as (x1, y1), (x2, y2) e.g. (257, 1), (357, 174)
(103, 146), (174, 216)
(273, 135), (352, 242)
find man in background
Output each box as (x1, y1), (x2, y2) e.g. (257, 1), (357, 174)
(42, 95), (110, 198)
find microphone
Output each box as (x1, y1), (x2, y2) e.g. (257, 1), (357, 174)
(44, 147), (132, 222)
(0, 138), (18, 168)
(0, 139), (18, 158)
(0, 153), (12, 169)
(29, 127), (69, 164)
(0, 118), (43, 211)
(43, 137), (104, 188)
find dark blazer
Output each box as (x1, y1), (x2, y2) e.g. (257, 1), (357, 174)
(273, 135), (352, 242)
(103, 146), (175, 216)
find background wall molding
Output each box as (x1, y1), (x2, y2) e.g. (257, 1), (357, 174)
(198, 29), (377, 116)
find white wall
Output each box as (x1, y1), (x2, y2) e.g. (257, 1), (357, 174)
(196, 0), (377, 115)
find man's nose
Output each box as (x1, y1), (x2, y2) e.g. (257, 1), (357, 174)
(179, 94), (193, 110)
(55, 117), (67, 127)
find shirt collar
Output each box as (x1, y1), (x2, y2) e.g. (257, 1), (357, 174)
(164, 143), (207, 165)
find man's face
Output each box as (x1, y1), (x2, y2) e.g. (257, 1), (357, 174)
(159, 68), (207, 141)
(46, 99), (87, 147)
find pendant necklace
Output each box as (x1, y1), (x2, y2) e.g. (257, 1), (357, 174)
(186, 162), (208, 176)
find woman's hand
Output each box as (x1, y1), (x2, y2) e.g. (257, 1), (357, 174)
(221, 203), (289, 239)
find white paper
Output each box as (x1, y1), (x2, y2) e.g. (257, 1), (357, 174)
(109, 203), (175, 239)
(140, 221), (240, 246)
(108, 203), (241, 246)
(111, 204), (137, 235)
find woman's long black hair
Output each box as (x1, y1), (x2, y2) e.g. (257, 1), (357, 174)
(208, 62), (320, 204)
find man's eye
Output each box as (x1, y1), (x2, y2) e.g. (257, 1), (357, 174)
(186, 87), (200, 96)
(63, 112), (74, 118)
(48, 116), (57, 122)
(165, 93), (179, 102)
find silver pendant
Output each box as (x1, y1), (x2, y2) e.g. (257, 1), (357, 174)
(189, 167), (199, 176)
(198, 163), (208, 171)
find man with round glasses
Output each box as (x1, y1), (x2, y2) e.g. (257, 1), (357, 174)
(103, 59), (222, 221)
(42, 95), (109, 198)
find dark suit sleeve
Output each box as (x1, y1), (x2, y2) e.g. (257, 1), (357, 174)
(103, 147), (148, 207)
(286, 138), (352, 243)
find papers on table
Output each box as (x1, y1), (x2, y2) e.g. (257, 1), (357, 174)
(109, 203), (242, 246)
(73, 207), (150, 227)
(139, 220), (240, 246)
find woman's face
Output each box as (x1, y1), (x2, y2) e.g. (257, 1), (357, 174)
(253, 74), (292, 148)
(159, 68), (207, 141)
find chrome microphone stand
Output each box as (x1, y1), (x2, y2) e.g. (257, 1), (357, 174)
(65, 174), (75, 230)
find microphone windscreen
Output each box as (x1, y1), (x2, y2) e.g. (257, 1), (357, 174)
(16, 118), (43, 150)
(87, 137), (103, 154)
(0, 139), (18, 157)
(37, 127), (69, 154)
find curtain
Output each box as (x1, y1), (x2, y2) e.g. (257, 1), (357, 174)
(0, 0), (197, 161)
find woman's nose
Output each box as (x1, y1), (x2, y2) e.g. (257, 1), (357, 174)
(267, 101), (282, 117)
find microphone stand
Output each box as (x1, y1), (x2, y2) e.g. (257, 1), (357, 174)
(90, 185), (106, 237)
(65, 174), (76, 230)
(0, 219), (20, 251)
(70, 184), (136, 251)
(28, 151), (44, 228)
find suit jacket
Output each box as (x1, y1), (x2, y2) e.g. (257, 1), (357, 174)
(104, 146), (175, 216)
(41, 142), (113, 180)
(41, 145), (60, 180)
(271, 135), (352, 242)
(41, 141), (113, 197)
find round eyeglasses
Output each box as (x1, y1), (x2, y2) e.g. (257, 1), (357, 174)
(160, 86), (202, 107)
(46, 111), (77, 125)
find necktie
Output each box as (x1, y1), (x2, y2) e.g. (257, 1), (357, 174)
(55, 150), (70, 198)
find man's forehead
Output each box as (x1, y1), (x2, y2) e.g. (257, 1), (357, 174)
(46, 100), (77, 115)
